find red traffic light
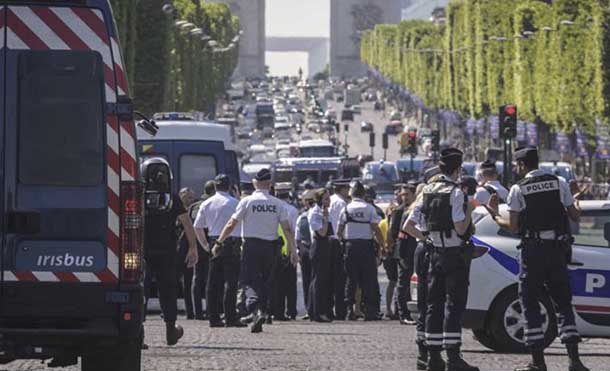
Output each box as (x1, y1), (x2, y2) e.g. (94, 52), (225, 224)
(504, 105), (516, 116)
(408, 130), (417, 139)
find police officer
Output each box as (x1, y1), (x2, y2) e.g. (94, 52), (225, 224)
(307, 188), (334, 322)
(337, 181), (384, 321)
(214, 168), (298, 333)
(474, 159), (508, 205)
(295, 190), (315, 318)
(487, 147), (588, 371)
(328, 179), (350, 320)
(193, 174), (245, 328)
(364, 185), (385, 319)
(141, 158), (198, 346)
(273, 188), (299, 320)
(389, 183), (417, 324)
(190, 179), (216, 320)
(404, 149), (478, 371)
(404, 168), (443, 370)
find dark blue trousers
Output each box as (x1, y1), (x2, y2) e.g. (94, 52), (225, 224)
(240, 238), (278, 314)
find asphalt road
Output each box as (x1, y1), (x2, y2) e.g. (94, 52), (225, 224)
(6, 314), (610, 371)
(330, 100), (403, 162)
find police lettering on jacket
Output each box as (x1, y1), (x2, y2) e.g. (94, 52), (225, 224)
(232, 190), (289, 241)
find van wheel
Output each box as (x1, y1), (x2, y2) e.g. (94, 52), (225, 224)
(82, 338), (142, 371)
(472, 329), (500, 351)
(488, 287), (557, 353)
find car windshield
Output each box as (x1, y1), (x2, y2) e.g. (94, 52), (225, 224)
(539, 165), (574, 181)
(300, 146), (335, 157)
(249, 153), (276, 163)
(274, 169), (294, 183)
(364, 163), (398, 183)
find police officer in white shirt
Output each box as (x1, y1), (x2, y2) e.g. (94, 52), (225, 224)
(328, 180), (350, 320)
(474, 159), (509, 205)
(214, 168), (298, 333)
(194, 174), (245, 328)
(404, 148), (478, 371)
(487, 147), (587, 371)
(337, 181), (384, 321)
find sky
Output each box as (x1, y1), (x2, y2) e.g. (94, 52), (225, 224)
(265, 0), (330, 76)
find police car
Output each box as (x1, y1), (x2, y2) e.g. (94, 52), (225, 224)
(409, 201), (610, 353)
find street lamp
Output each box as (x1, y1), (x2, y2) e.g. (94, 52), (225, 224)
(180, 22), (195, 30)
(162, 4), (175, 15)
(189, 28), (203, 36)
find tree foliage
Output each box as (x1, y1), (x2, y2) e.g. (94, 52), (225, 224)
(361, 0), (610, 135)
(110, 0), (239, 115)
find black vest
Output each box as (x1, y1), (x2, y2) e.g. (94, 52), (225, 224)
(518, 174), (567, 236)
(422, 180), (457, 234)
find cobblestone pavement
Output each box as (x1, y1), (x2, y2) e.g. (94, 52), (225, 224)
(5, 316), (610, 371)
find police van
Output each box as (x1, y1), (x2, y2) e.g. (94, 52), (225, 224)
(136, 113), (240, 196)
(271, 157), (344, 189)
(0, 1), (145, 370)
(408, 201), (610, 353)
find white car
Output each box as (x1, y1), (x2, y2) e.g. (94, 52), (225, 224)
(409, 201), (610, 353)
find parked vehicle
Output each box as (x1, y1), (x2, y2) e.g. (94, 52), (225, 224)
(385, 120), (404, 135)
(409, 202), (610, 353)
(0, 1), (144, 370)
(137, 120), (240, 195)
(361, 121), (374, 132)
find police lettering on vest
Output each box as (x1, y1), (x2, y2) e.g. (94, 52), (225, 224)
(339, 198), (381, 240)
(517, 174), (567, 237)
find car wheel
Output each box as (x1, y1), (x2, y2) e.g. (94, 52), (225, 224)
(488, 287), (557, 353)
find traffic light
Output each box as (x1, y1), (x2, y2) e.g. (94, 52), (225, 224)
(344, 123), (349, 133)
(500, 104), (517, 139)
(369, 132), (375, 148)
(431, 129), (440, 152)
(407, 128), (417, 155)
(382, 133), (389, 150)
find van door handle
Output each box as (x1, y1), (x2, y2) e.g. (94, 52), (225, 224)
(7, 211), (41, 234)
(568, 260), (584, 267)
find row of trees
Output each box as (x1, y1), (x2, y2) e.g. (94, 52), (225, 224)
(110, 0), (240, 115)
(361, 0), (610, 137)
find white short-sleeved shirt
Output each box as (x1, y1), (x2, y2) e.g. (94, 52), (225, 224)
(231, 190), (289, 241)
(338, 198), (382, 240)
(308, 205), (328, 243)
(194, 192), (240, 238)
(407, 175), (467, 248)
(506, 169), (574, 240)
(329, 194), (347, 237)
(474, 180), (509, 205)
(283, 201), (299, 235)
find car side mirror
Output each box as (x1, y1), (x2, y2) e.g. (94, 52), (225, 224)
(604, 223), (610, 243)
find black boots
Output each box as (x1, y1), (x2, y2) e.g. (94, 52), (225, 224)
(515, 349), (546, 371)
(567, 343), (590, 371)
(250, 310), (265, 334)
(427, 350), (446, 371)
(446, 349), (479, 371)
(417, 342), (432, 370)
(165, 322), (184, 346)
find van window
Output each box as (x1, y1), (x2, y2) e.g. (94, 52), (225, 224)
(180, 155), (217, 194)
(18, 51), (104, 186)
